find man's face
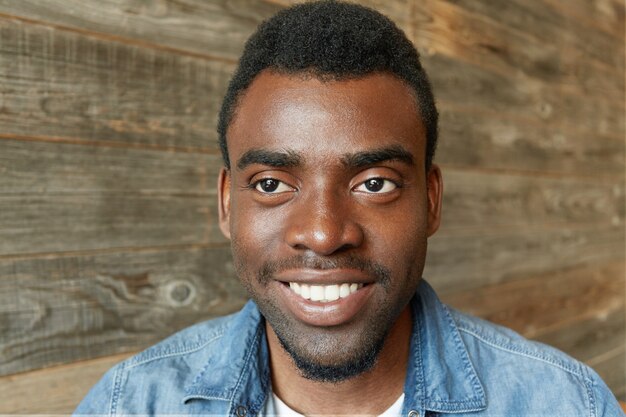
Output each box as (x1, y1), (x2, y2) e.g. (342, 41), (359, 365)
(218, 70), (442, 381)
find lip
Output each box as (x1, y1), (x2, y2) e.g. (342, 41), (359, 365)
(274, 269), (376, 327)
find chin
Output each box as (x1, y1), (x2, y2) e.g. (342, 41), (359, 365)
(260, 295), (397, 383)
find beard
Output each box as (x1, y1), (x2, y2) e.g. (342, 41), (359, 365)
(233, 251), (409, 383)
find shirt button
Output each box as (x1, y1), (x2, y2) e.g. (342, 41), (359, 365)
(408, 410), (420, 417)
(235, 405), (247, 417)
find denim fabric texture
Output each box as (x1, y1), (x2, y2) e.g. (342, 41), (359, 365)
(74, 280), (623, 416)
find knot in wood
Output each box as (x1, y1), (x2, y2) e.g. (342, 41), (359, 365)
(164, 279), (196, 307)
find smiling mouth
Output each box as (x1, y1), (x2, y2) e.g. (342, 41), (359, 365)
(286, 282), (366, 303)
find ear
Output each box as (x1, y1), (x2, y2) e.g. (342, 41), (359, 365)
(217, 167), (232, 240)
(426, 164), (443, 237)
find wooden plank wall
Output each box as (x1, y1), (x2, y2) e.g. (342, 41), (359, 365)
(0, 0), (623, 413)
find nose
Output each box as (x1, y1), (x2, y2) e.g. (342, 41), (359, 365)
(284, 190), (364, 255)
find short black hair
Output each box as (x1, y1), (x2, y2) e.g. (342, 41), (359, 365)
(217, 0), (438, 171)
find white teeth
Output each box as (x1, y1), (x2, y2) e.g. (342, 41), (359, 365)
(288, 282), (364, 302)
(300, 284), (310, 300)
(324, 285), (339, 302)
(339, 283), (350, 298)
(310, 285), (324, 301)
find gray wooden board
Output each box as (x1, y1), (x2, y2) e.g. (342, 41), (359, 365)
(0, 17), (233, 149)
(540, 0), (625, 38)
(0, 245), (246, 376)
(0, 139), (226, 255)
(424, 54), (624, 140)
(445, 0), (625, 40)
(425, 223), (625, 292)
(436, 110), (625, 178)
(0, 352), (133, 414)
(0, 138), (220, 195)
(441, 169), (624, 229)
(415, 0), (624, 81)
(440, 261), (625, 339)
(0, 0), (283, 62)
(535, 308), (625, 363)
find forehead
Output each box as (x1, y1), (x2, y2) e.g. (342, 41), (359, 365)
(227, 70), (426, 164)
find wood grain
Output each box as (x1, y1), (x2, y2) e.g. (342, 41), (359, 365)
(427, 0), (624, 74)
(0, 138), (226, 255)
(441, 169), (624, 229)
(0, 246), (246, 375)
(0, 352), (134, 414)
(0, 17), (233, 149)
(440, 261), (625, 339)
(436, 110), (625, 178)
(0, 0), (283, 61)
(536, 307), (625, 363)
(425, 223), (625, 292)
(425, 54), (624, 142)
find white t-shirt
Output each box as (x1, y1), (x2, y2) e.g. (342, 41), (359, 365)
(262, 391), (405, 416)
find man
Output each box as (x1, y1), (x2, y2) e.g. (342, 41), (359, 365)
(75, 1), (622, 416)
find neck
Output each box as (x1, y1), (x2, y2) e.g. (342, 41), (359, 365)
(266, 306), (412, 416)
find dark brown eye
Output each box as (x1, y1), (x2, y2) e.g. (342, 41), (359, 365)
(259, 179), (279, 192)
(364, 178), (384, 192)
(354, 178), (398, 194)
(253, 178), (293, 194)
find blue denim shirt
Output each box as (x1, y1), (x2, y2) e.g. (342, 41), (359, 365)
(74, 280), (622, 416)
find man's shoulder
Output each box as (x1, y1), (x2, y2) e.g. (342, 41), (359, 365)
(125, 311), (236, 369)
(74, 309), (244, 415)
(445, 306), (622, 415)
(448, 307), (587, 377)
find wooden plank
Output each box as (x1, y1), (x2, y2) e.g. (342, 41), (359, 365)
(424, 53), (624, 141)
(540, 0), (625, 38)
(0, 352), (133, 414)
(0, 0), (283, 61)
(413, 0), (624, 89)
(436, 110), (625, 178)
(425, 224), (625, 292)
(0, 17), (233, 149)
(535, 308), (625, 363)
(0, 246), (247, 376)
(444, 0), (626, 41)
(440, 261), (625, 339)
(0, 139), (226, 255)
(441, 169), (624, 229)
(434, 0), (624, 71)
(0, 138), (219, 195)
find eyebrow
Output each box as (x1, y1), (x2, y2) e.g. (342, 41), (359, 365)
(235, 144), (415, 171)
(341, 145), (415, 168)
(236, 148), (302, 170)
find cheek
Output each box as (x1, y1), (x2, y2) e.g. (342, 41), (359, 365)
(230, 202), (285, 263)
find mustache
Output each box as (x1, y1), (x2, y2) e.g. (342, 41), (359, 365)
(258, 254), (391, 288)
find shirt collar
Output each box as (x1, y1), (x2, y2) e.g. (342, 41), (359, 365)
(183, 301), (271, 414)
(183, 280), (487, 414)
(403, 280), (487, 413)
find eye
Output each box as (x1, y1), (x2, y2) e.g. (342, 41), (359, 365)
(354, 178), (398, 193)
(254, 178), (294, 194)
